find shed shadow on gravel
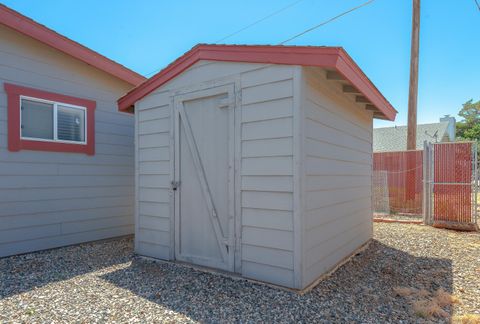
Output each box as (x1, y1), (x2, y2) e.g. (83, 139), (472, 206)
(100, 239), (454, 323)
(0, 236), (133, 300)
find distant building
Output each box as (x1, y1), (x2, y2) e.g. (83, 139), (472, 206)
(373, 115), (456, 152)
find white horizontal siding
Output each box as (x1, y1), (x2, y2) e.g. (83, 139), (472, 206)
(242, 157), (293, 176)
(0, 149), (134, 165)
(242, 208), (293, 231)
(0, 175), (133, 189)
(238, 65), (296, 287)
(242, 227), (294, 251)
(301, 67), (373, 288)
(242, 117), (293, 141)
(242, 137), (293, 158)
(242, 191), (293, 211)
(0, 206), (134, 230)
(139, 147), (170, 162)
(0, 196), (133, 217)
(0, 226), (133, 257)
(242, 176), (293, 192)
(242, 261), (295, 288)
(242, 245), (294, 270)
(0, 25), (135, 257)
(135, 94), (172, 260)
(0, 186), (133, 203)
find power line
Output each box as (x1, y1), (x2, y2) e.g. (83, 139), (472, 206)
(474, 0), (480, 11)
(279, 0), (376, 44)
(143, 0), (305, 77)
(215, 0), (305, 43)
(144, 65), (165, 77)
(144, 0), (374, 77)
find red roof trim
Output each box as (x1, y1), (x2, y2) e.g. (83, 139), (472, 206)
(118, 44), (396, 121)
(0, 4), (145, 86)
(335, 49), (397, 121)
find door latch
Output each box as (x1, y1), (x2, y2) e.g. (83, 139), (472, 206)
(171, 181), (180, 191)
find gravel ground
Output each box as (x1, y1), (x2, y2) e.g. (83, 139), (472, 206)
(1, 223), (479, 323)
(374, 212), (423, 222)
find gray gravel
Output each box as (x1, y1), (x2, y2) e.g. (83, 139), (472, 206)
(1, 223), (479, 323)
(374, 212), (423, 222)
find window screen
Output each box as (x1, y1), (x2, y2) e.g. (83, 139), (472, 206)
(57, 105), (85, 142)
(21, 99), (54, 140)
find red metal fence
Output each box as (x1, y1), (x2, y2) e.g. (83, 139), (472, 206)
(433, 142), (474, 224)
(373, 142), (478, 228)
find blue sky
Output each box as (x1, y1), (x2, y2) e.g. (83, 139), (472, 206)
(2, 0), (479, 127)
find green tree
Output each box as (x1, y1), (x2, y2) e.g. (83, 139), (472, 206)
(456, 99), (480, 141)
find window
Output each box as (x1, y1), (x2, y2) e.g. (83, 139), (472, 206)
(4, 83), (95, 155)
(20, 97), (87, 144)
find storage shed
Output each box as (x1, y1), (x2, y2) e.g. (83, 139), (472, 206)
(118, 44), (397, 290)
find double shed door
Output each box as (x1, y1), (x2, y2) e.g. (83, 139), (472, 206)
(173, 84), (237, 272)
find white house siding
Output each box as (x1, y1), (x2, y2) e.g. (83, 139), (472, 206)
(135, 61), (296, 287)
(0, 25), (135, 257)
(300, 67), (373, 287)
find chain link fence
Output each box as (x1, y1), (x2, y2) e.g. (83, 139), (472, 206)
(372, 150), (424, 222)
(373, 142), (479, 229)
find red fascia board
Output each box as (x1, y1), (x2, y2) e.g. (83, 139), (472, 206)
(0, 4), (145, 86)
(4, 83), (96, 155)
(335, 49), (397, 121)
(118, 44), (396, 121)
(118, 48), (203, 113)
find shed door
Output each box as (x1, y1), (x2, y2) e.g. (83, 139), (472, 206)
(173, 84), (235, 272)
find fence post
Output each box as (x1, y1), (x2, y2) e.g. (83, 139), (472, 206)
(428, 142), (434, 225)
(423, 141), (427, 224)
(422, 141), (433, 225)
(422, 141), (431, 225)
(474, 142), (478, 224)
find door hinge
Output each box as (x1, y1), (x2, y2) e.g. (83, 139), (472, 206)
(171, 180), (180, 191)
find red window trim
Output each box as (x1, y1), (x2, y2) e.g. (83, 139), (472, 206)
(4, 83), (96, 155)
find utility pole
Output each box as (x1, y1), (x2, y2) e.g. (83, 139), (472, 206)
(407, 0), (420, 150)
(406, 0), (420, 204)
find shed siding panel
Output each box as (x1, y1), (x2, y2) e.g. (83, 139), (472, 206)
(241, 175), (293, 192)
(135, 92), (172, 259)
(242, 261), (295, 288)
(242, 244), (294, 270)
(301, 67), (373, 288)
(242, 137), (293, 158)
(239, 65), (295, 287)
(0, 25), (135, 257)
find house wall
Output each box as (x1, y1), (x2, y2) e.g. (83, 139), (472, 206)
(300, 67), (373, 288)
(135, 60), (297, 287)
(0, 25), (135, 257)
